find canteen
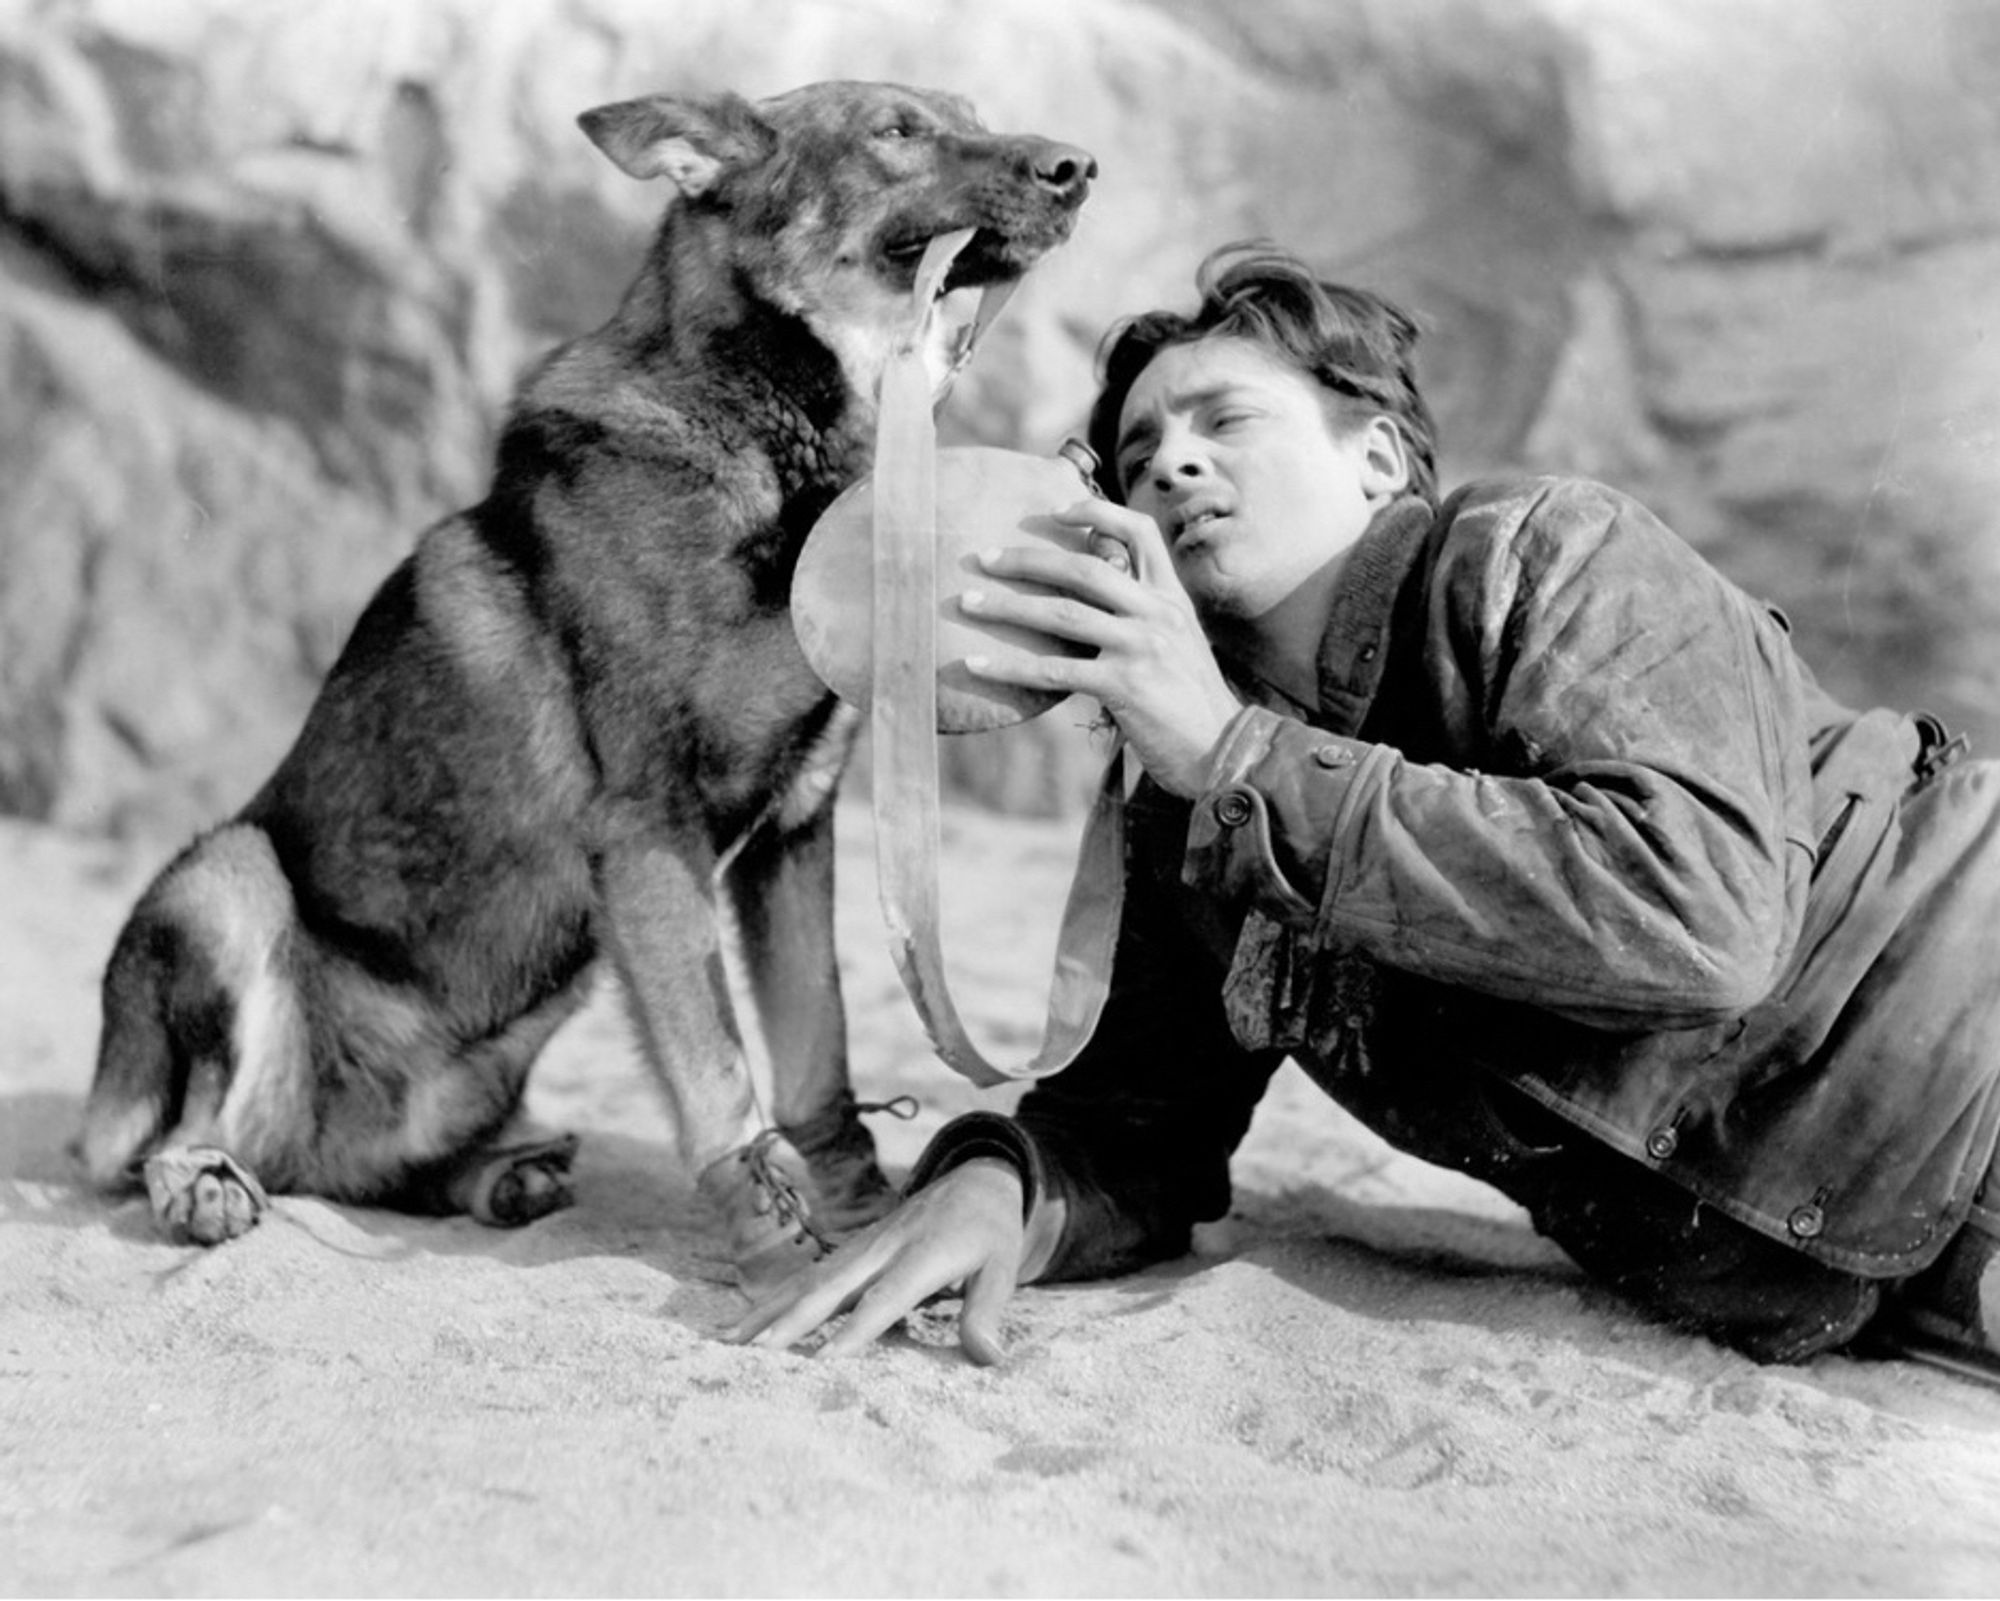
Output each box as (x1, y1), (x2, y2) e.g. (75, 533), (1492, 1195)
(790, 440), (1110, 733)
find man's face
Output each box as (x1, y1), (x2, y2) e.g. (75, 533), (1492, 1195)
(1114, 336), (1382, 626)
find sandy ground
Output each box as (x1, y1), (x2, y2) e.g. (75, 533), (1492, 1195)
(5, 798), (2000, 1597)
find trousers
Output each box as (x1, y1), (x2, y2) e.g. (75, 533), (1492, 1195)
(1483, 1088), (2000, 1365)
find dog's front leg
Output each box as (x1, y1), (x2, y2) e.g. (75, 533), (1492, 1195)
(724, 799), (895, 1235)
(594, 834), (824, 1291)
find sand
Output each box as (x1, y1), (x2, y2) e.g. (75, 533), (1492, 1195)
(5, 800), (2000, 1597)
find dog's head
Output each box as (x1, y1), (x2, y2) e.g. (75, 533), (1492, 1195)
(580, 81), (1094, 400)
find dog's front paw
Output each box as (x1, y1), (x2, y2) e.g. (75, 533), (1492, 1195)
(143, 1146), (270, 1245)
(462, 1132), (581, 1228)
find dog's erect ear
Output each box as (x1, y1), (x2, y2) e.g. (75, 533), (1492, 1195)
(578, 94), (775, 197)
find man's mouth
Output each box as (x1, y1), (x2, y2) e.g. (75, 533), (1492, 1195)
(1173, 504), (1229, 543)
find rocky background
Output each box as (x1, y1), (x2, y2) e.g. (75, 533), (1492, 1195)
(2, 0), (1997, 838)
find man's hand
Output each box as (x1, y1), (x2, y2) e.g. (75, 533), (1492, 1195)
(959, 499), (1243, 797)
(725, 1158), (1028, 1365)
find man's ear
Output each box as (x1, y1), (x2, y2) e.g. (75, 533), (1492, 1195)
(1356, 415), (1412, 501)
(577, 93), (775, 197)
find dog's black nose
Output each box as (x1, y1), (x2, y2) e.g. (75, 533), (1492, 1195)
(1029, 141), (1098, 199)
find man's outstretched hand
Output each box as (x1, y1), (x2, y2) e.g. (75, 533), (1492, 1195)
(725, 1159), (1029, 1365)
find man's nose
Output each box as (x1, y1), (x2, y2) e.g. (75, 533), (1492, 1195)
(1148, 437), (1210, 495)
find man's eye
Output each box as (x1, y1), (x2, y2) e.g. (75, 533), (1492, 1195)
(1211, 410), (1254, 432)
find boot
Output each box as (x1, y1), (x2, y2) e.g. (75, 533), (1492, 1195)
(695, 1133), (830, 1296)
(1871, 1212), (2000, 1387)
(778, 1090), (908, 1235)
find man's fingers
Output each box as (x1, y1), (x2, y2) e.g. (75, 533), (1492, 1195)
(1055, 498), (1178, 586)
(959, 583), (1121, 649)
(982, 510), (1191, 616)
(733, 1236), (969, 1359)
(815, 1301), (912, 1360)
(973, 548), (1128, 617)
(726, 1252), (874, 1348)
(1087, 531), (1132, 575)
(725, 1166), (1030, 1364)
(956, 1255), (1019, 1367)
(962, 645), (1100, 700)
(743, 1282), (870, 1351)
(815, 1234), (988, 1358)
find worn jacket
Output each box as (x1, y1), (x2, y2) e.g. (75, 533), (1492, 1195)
(916, 477), (2000, 1296)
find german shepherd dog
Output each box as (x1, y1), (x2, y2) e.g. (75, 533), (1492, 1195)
(76, 81), (1093, 1289)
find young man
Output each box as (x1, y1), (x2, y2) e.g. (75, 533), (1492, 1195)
(733, 243), (2000, 1373)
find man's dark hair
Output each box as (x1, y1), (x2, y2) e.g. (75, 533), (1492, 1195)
(1084, 241), (1439, 506)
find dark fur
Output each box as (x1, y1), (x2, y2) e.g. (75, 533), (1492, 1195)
(78, 82), (1092, 1275)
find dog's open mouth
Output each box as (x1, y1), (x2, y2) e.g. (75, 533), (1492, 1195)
(882, 226), (1029, 292)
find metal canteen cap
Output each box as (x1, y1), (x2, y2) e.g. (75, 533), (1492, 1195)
(791, 442), (1106, 733)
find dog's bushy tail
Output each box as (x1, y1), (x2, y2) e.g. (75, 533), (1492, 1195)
(77, 908), (189, 1190)
(75, 825), (289, 1191)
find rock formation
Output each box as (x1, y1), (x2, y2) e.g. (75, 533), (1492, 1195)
(2, 0), (1995, 836)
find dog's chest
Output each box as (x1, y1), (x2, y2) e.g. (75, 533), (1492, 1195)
(685, 625), (856, 843)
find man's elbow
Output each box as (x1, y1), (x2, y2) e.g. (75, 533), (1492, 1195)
(1661, 900), (1790, 1021)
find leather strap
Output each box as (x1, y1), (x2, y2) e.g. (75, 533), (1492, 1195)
(870, 232), (1125, 1087)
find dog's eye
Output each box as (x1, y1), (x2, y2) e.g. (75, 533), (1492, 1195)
(874, 119), (925, 142)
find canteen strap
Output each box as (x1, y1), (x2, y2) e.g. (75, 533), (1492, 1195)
(869, 231), (1125, 1087)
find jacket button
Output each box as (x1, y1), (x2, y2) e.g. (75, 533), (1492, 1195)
(1787, 1203), (1825, 1239)
(1213, 791), (1254, 827)
(1645, 1126), (1679, 1161)
(1313, 744), (1352, 769)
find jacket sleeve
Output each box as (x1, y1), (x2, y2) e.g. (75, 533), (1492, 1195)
(908, 784), (1289, 1284)
(1185, 479), (1817, 1029)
